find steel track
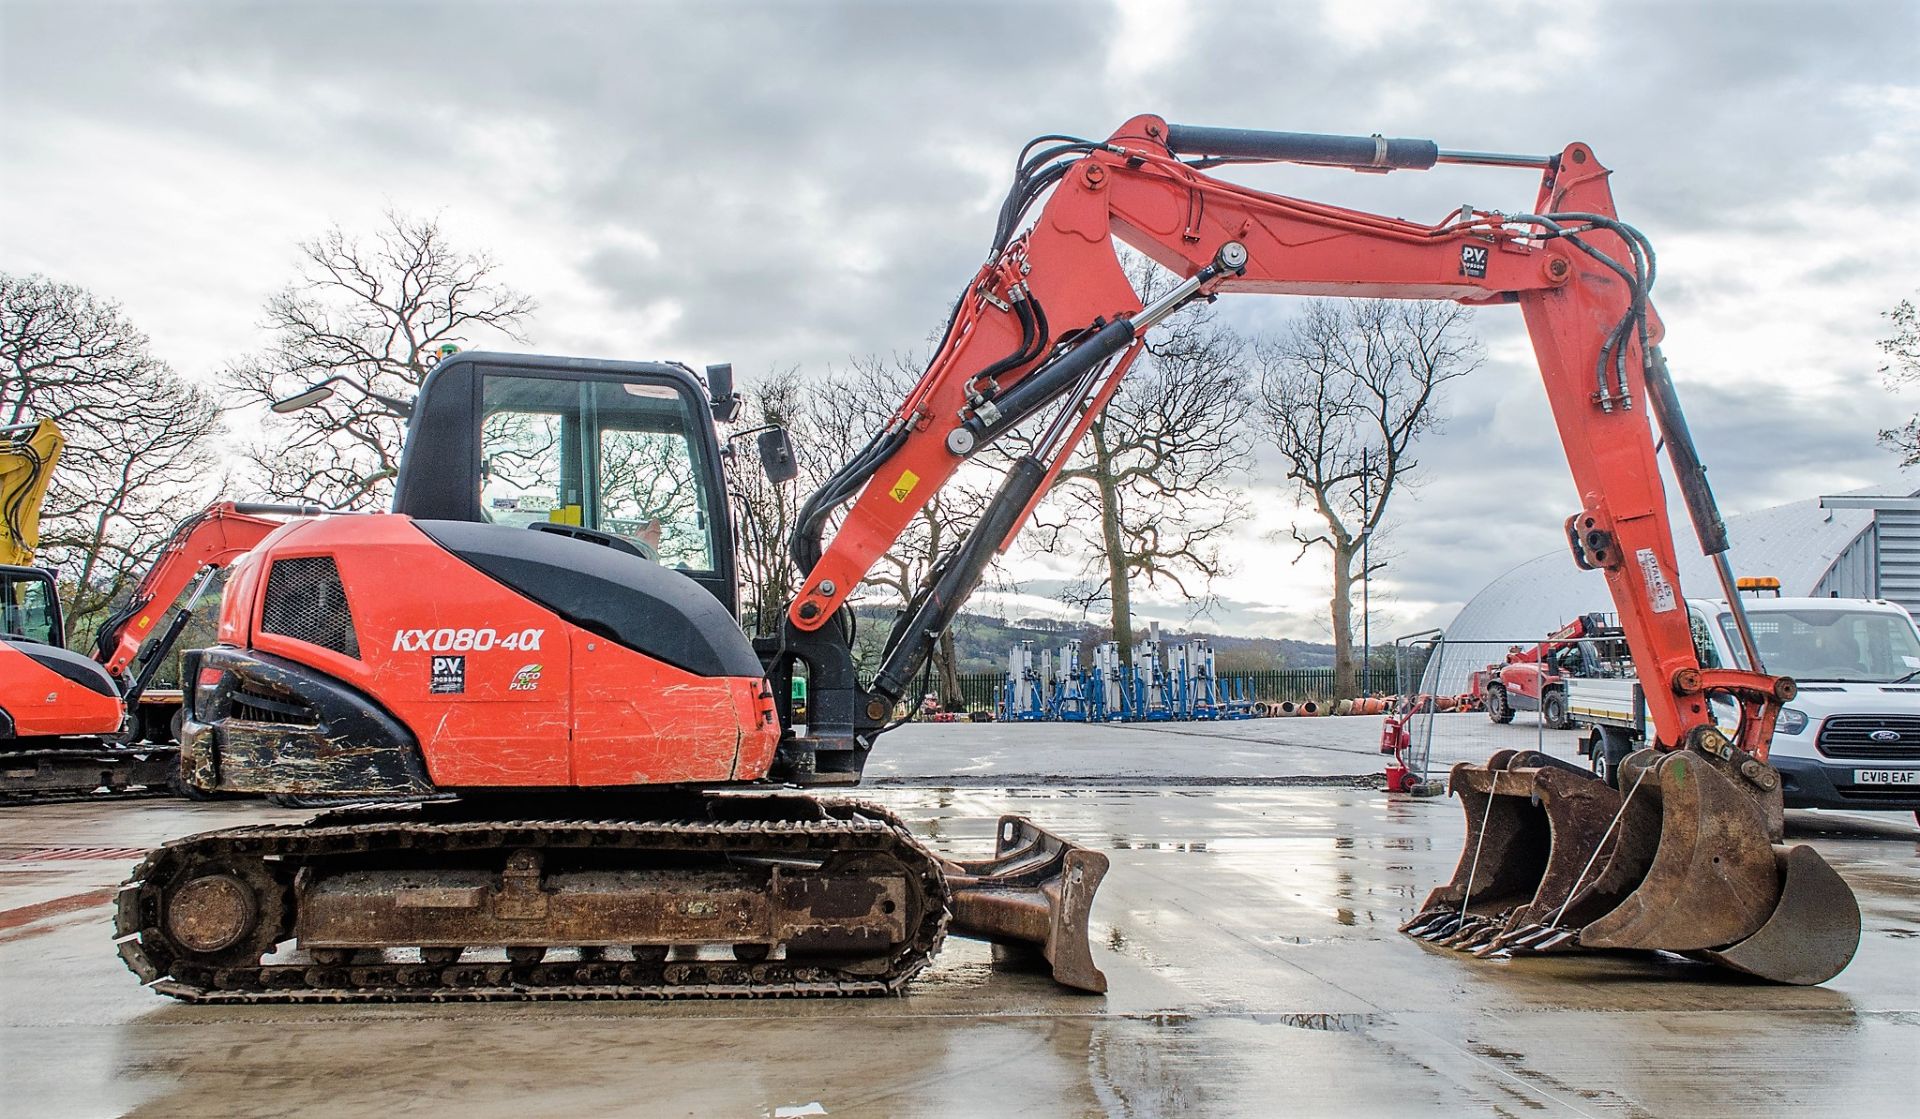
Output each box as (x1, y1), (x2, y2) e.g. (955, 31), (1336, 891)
(1, 746), (180, 806)
(114, 796), (953, 1002)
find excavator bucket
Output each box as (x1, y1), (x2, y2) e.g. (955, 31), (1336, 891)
(1694, 843), (1861, 984)
(942, 815), (1109, 992)
(1403, 747), (1861, 984)
(1576, 748), (1780, 951)
(1402, 750), (1645, 953)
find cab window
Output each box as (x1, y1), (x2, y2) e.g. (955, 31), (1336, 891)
(1689, 612), (1724, 669)
(477, 375), (717, 572)
(1722, 606), (1920, 683)
(0, 571), (59, 646)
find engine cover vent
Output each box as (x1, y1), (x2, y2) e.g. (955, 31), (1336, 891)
(260, 555), (361, 658)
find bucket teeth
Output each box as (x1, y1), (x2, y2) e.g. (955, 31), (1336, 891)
(1402, 911), (1460, 940)
(1448, 919), (1505, 952)
(1499, 923), (1581, 954)
(1404, 746), (1861, 986)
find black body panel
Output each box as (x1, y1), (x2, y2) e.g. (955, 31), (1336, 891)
(181, 646), (432, 796)
(21, 643), (118, 697)
(416, 519), (763, 680)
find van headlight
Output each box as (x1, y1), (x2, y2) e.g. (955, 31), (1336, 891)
(1776, 707), (1809, 735)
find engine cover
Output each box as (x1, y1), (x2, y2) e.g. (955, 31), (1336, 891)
(193, 515), (778, 792)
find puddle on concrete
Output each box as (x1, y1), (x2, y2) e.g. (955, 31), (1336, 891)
(1107, 839), (1211, 852)
(1249, 1011), (1381, 1032)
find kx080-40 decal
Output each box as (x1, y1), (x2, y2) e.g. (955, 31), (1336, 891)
(391, 627), (545, 653)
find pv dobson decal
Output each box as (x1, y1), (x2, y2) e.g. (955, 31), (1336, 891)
(430, 655), (466, 694)
(392, 627), (544, 653)
(510, 663), (544, 691)
(1459, 244), (1489, 279)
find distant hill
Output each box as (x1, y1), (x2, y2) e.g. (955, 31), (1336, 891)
(851, 605), (1335, 674)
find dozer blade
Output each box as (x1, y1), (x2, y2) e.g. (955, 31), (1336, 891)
(1693, 844), (1861, 986)
(943, 815), (1109, 993)
(1578, 749), (1780, 952)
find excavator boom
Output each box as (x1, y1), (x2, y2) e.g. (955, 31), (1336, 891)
(770, 116), (1857, 984)
(0, 420), (63, 569)
(91, 502), (308, 678)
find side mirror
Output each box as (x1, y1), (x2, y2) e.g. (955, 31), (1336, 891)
(756, 426), (799, 484)
(707, 363), (742, 423)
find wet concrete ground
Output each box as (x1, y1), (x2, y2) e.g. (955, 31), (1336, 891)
(864, 711), (1585, 784)
(3, 723), (1917, 1117)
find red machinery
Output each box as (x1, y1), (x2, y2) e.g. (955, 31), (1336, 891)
(1, 502), (300, 800)
(1483, 612), (1625, 729)
(114, 116), (1857, 1002)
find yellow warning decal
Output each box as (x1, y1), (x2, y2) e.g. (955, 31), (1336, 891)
(890, 469), (920, 503)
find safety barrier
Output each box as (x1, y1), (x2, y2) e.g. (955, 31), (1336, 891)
(1379, 634), (1597, 788)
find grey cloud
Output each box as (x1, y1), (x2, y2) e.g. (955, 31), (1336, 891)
(5, 0), (1915, 641)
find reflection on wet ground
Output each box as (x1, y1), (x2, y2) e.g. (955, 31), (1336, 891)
(1, 787), (1915, 1118)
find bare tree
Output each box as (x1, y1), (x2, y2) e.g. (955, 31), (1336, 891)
(1877, 293), (1920, 466)
(1252, 299), (1481, 697)
(225, 211), (535, 509)
(0, 273), (221, 635)
(1025, 264), (1253, 668)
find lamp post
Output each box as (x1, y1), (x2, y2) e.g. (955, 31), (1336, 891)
(1360, 526), (1371, 696)
(1358, 448), (1373, 697)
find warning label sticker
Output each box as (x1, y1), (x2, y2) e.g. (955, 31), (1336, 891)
(1635, 548), (1678, 613)
(889, 469), (920, 503)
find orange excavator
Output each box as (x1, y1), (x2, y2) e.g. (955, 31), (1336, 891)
(1, 422), (307, 799)
(114, 115), (1859, 1002)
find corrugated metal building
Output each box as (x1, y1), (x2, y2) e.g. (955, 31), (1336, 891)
(1820, 494), (1920, 607)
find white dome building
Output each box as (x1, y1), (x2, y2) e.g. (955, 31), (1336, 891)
(1424, 490), (1915, 692)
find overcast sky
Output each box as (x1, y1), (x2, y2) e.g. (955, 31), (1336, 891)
(5, 0), (1916, 641)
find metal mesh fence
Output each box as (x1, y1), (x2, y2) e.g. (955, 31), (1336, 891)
(1396, 637), (1593, 783)
(952, 666), (1403, 714)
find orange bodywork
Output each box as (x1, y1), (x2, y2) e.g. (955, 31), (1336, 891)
(222, 516), (779, 788)
(0, 643), (121, 737)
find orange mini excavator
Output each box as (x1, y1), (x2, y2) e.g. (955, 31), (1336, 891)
(115, 116), (1859, 1002)
(1, 419), (310, 799)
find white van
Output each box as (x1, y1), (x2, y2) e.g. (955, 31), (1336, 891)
(1572, 596), (1920, 823)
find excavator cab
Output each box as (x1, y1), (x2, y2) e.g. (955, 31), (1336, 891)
(392, 353), (742, 613)
(1, 564), (124, 743)
(0, 566), (62, 648)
